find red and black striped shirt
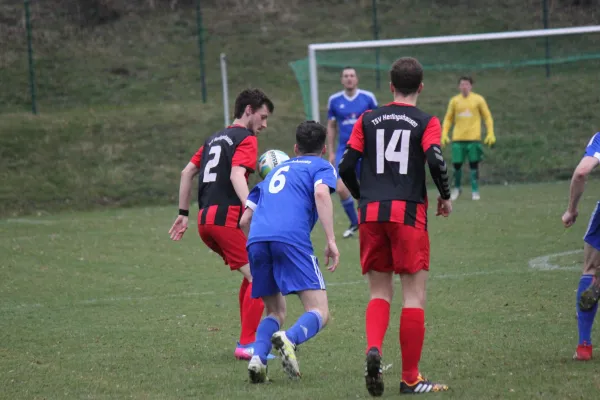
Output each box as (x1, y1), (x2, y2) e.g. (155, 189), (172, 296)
(191, 125), (257, 228)
(347, 102), (442, 230)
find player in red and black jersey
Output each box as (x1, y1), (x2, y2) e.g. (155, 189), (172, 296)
(169, 89), (274, 361)
(339, 57), (452, 396)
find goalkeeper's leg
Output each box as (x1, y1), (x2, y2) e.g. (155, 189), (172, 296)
(469, 162), (480, 200)
(451, 142), (465, 200)
(468, 142), (484, 200)
(451, 163), (462, 201)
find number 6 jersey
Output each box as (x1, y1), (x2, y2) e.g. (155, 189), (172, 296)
(190, 125), (258, 227)
(245, 156), (337, 254)
(339, 102), (450, 227)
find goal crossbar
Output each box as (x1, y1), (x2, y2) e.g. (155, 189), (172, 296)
(308, 25), (600, 121)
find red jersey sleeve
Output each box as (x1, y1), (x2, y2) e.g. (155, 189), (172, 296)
(421, 117), (442, 152)
(232, 135), (258, 172)
(347, 113), (366, 153)
(190, 146), (204, 168)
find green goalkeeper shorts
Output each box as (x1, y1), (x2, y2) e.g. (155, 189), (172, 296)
(451, 141), (483, 164)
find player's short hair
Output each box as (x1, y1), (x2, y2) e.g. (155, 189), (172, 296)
(341, 66), (356, 76)
(233, 88), (274, 119)
(296, 121), (327, 154)
(458, 75), (473, 84)
(390, 57), (423, 95)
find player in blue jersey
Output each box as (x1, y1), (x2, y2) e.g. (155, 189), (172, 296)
(327, 67), (378, 238)
(239, 120), (340, 383)
(562, 132), (600, 361)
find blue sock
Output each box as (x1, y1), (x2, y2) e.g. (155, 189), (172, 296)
(254, 316), (280, 364)
(577, 274), (598, 345)
(341, 197), (358, 226)
(285, 310), (323, 346)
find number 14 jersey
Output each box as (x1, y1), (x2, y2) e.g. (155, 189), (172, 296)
(347, 102), (442, 228)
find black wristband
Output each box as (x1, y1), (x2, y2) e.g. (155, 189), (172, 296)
(178, 209), (189, 217)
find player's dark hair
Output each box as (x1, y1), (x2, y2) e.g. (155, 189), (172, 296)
(341, 66), (356, 75)
(458, 75), (473, 84)
(233, 88), (274, 119)
(390, 57), (423, 95)
(296, 121), (327, 155)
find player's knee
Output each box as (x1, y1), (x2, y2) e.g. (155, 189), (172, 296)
(453, 163), (462, 171)
(337, 184), (350, 199)
(402, 288), (426, 309)
(310, 306), (330, 327)
(268, 310), (286, 326)
(469, 161), (479, 170)
(583, 256), (600, 274)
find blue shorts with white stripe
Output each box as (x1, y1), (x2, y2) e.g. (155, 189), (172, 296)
(584, 201), (600, 251)
(248, 241), (326, 298)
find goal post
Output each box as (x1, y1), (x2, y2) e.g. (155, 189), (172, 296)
(301, 25), (600, 122)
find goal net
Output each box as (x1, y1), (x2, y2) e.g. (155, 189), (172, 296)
(289, 26), (600, 183)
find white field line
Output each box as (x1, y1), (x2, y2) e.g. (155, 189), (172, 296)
(0, 250), (582, 313)
(527, 249), (583, 271)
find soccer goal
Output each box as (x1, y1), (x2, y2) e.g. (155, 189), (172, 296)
(290, 25), (600, 123)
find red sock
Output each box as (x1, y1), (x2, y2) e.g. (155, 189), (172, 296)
(239, 282), (264, 345)
(238, 278), (250, 325)
(365, 298), (391, 354)
(400, 308), (425, 383)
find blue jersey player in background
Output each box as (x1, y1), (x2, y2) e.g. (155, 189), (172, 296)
(240, 121), (340, 383)
(562, 131), (600, 361)
(327, 67), (377, 238)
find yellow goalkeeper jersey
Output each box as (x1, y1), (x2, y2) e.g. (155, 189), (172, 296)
(442, 92), (494, 141)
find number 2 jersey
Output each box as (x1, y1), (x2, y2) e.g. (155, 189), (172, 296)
(190, 125), (258, 228)
(245, 156), (337, 254)
(340, 101), (450, 228)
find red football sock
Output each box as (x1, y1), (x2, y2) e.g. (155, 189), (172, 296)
(238, 278), (250, 325)
(400, 307), (425, 383)
(239, 282), (264, 345)
(365, 298), (391, 354)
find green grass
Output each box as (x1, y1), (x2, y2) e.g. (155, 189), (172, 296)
(2, 181), (600, 399)
(2, 1), (600, 216)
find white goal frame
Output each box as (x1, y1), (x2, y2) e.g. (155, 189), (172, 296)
(308, 25), (600, 123)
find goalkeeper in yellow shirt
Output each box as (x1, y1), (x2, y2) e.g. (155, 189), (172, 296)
(441, 76), (495, 201)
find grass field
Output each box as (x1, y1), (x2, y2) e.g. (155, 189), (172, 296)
(2, 181), (600, 399)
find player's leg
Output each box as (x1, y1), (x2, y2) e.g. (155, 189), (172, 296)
(391, 223), (448, 394)
(336, 147), (359, 238)
(360, 222), (394, 397)
(468, 142), (484, 200)
(269, 242), (328, 379)
(200, 224), (265, 358)
(450, 142), (465, 200)
(574, 205), (600, 360)
(272, 288), (329, 379)
(247, 242), (286, 383)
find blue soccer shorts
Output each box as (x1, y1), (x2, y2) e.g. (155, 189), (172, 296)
(335, 145), (361, 178)
(584, 201), (600, 251)
(248, 241), (326, 298)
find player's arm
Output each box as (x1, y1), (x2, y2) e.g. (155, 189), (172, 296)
(240, 184), (260, 237)
(338, 114), (365, 199)
(327, 98), (338, 164)
(231, 136), (258, 205)
(327, 120), (338, 164)
(179, 162), (200, 211)
(563, 156), (599, 228)
(422, 118), (452, 216)
(169, 146), (202, 241)
(479, 96), (496, 146)
(441, 98), (454, 146)
(314, 176), (339, 271)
